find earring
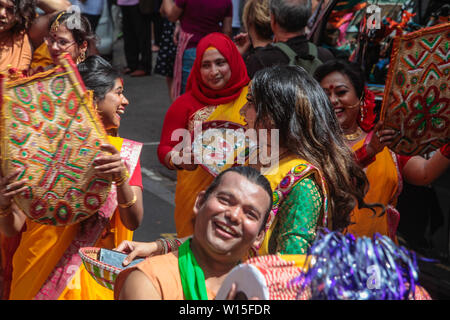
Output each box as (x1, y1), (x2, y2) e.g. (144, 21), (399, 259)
(76, 51), (86, 64)
(360, 103), (366, 123)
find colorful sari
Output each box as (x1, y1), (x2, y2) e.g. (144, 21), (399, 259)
(346, 135), (402, 240)
(8, 136), (142, 300)
(158, 33), (250, 238)
(255, 154), (330, 256)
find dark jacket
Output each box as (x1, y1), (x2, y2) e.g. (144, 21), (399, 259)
(245, 35), (335, 78)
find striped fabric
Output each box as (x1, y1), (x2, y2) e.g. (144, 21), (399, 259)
(79, 247), (121, 291)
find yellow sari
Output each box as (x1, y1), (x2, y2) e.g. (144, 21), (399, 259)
(346, 138), (401, 239)
(9, 136), (140, 300)
(174, 86), (248, 238)
(30, 42), (53, 71)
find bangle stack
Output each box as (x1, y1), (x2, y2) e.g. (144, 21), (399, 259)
(118, 192), (137, 209)
(354, 145), (376, 168)
(0, 203), (12, 218)
(156, 238), (182, 254)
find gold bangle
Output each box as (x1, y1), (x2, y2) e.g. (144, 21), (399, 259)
(0, 203), (12, 218)
(114, 169), (130, 186)
(118, 193), (137, 209)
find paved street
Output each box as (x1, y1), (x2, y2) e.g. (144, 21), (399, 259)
(117, 72), (177, 243)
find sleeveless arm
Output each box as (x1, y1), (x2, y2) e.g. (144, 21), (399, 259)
(272, 177), (323, 254)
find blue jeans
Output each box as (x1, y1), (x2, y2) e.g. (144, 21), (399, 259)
(181, 47), (196, 94)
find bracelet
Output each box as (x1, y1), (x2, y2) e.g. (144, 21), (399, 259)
(0, 203), (12, 218)
(114, 169), (130, 186)
(440, 143), (450, 159)
(354, 145), (376, 168)
(156, 238), (168, 254)
(156, 238), (182, 254)
(118, 193), (137, 208)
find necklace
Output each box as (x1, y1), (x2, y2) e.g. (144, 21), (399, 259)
(344, 127), (363, 141)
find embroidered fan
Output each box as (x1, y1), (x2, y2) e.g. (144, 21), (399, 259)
(191, 120), (257, 177)
(0, 53), (112, 226)
(380, 23), (450, 156)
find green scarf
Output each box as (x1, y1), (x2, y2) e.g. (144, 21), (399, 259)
(178, 239), (209, 300)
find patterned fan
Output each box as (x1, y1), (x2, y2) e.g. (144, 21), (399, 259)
(380, 23), (450, 156)
(215, 254), (308, 300)
(0, 53), (112, 226)
(191, 120), (257, 177)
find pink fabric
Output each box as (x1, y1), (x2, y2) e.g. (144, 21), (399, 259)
(171, 29), (194, 100)
(175, 0), (232, 49)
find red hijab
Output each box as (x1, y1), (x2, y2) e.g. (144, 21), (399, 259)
(185, 32), (250, 105)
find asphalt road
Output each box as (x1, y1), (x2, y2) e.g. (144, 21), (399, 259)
(117, 72), (177, 243)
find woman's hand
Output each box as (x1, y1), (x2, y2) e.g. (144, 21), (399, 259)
(234, 32), (251, 55)
(223, 283), (260, 300)
(93, 144), (128, 182)
(0, 170), (27, 210)
(114, 240), (160, 266)
(366, 121), (397, 158)
(169, 147), (198, 171)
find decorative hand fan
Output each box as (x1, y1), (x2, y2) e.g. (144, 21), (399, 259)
(0, 53), (112, 226)
(380, 23), (450, 156)
(191, 120), (257, 177)
(215, 254), (308, 300)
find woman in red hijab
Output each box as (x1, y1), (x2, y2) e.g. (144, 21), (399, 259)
(158, 32), (250, 237)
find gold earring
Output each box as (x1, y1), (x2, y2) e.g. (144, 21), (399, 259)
(76, 51), (86, 64)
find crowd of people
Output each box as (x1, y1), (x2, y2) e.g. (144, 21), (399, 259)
(0, 0), (449, 301)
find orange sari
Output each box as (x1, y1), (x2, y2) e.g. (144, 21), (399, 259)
(8, 136), (142, 300)
(346, 136), (402, 239)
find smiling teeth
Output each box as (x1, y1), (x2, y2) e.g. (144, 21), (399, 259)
(218, 223), (236, 236)
(117, 110), (124, 115)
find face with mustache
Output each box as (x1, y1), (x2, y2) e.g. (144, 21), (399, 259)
(192, 171), (269, 261)
(199, 48), (232, 90)
(0, 0), (16, 34)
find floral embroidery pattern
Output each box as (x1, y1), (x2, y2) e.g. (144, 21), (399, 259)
(406, 85), (449, 139)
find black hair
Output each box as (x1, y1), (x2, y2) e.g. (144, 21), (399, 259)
(269, 0), (312, 32)
(8, 0), (36, 35)
(48, 10), (96, 54)
(314, 59), (366, 99)
(77, 55), (121, 101)
(202, 166), (273, 231)
(251, 65), (381, 231)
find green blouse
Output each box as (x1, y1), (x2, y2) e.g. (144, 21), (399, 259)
(268, 177), (323, 254)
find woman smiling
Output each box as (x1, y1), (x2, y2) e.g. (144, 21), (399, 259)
(314, 60), (450, 240)
(0, 56), (144, 300)
(158, 32), (250, 238)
